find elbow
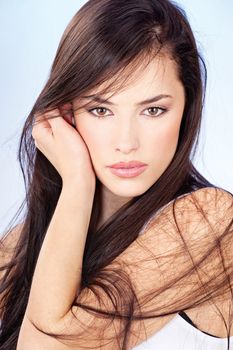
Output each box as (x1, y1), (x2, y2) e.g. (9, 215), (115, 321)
(17, 313), (68, 350)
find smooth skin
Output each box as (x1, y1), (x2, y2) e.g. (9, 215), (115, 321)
(73, 54), (185, 228)
(16, 53), (187, 349)
(12, 53), (233, 348)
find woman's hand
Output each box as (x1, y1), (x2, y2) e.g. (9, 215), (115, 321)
(32, 103), (96, 193)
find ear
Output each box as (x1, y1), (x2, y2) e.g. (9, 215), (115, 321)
(59, 103), (75, 126)
(71, 114), (76, 127)
(70, 102), (76, 127)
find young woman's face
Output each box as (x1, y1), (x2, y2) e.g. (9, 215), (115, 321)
(73, 54), (185, 199)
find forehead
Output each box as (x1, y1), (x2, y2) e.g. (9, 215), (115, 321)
(83, 54), (181, 102)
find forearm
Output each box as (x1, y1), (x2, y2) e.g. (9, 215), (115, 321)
(25, 183), (93, 330)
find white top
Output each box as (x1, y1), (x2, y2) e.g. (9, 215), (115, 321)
(1, 188), (232, 349)
(134, 188), (233, 349)
(133, 313), (233, 349)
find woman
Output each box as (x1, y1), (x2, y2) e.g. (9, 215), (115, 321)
(0, 0), (233, 349)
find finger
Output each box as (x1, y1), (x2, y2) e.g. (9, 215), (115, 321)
(32, 111), (46, 126)
(44, 108), (61, 122)
(32, 110), (53, 129)
(32, 110), (55, 141)
(44, 108), (69, 133)
(33, 138), (42, 152)
(54, 106), (76, 128)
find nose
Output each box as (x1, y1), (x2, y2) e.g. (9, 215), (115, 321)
(115, 118), (139, 154)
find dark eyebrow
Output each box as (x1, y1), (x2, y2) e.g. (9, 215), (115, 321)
(81, 94), (173, 106)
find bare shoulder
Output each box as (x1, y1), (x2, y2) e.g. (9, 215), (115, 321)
(119, 187), (233, 265)
(165, 186), (233, 220)
(111, 186), (233, 339)
(174, 187), (233, 337)
(172, 186), (233, 243)
(177, 186), (233, 213)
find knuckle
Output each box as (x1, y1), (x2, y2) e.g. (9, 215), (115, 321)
(31, 126), (40, 139)
(31, 127), (36, 135)
(45, 108), (60, 118)
(32, 115), (43, 128)
(31, 130), (37, 139)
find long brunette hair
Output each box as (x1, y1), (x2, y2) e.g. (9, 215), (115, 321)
(1, 0), (233, 349)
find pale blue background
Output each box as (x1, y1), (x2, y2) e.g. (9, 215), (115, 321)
(0, 0), (232, 234)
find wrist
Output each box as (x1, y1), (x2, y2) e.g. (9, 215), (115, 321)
(61, 179), (95, 202)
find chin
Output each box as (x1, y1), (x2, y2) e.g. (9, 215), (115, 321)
(106, 181), (153, 198)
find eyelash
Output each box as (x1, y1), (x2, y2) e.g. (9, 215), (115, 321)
(86, 106), (168, 119)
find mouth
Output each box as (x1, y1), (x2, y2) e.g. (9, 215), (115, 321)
(108, 165), (147, 178)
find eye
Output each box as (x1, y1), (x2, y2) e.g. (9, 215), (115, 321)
(87, 106), (168, 118)
(87, 107), (112, 118)
(143, 106), (167, 117)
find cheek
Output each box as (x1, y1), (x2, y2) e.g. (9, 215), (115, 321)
(150, 120), (181, 155)
(75, 122), (105, 158)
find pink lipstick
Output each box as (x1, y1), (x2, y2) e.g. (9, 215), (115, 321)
(107, 161), (148, 178)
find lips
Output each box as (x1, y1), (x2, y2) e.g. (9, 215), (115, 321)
(108, 161), (147, 169)
(108, 165), (147, 178)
